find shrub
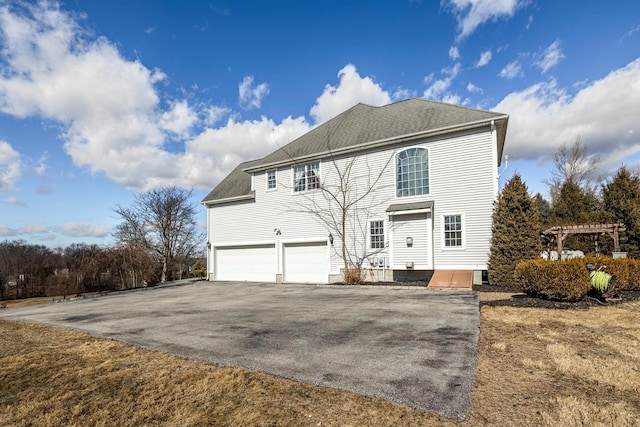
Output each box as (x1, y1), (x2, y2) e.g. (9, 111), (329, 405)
(342, 265), (365, 285)
(514, 258), (591, 301)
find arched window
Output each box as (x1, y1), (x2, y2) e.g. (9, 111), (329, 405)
(396, 147), (429, 197)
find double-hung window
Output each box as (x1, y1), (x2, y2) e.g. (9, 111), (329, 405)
(370, 220), (385, 249)
(443, 214), (463, 248)
(293, 162), (319, 192)
(266, 170), (277, 190)
(396, 147), (429, 197)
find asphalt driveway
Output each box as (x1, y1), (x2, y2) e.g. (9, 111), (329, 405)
(0, 281), (479, 419)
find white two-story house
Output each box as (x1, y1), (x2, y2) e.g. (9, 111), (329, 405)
(202, 98), (508, 285)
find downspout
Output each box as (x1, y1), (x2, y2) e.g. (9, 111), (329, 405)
(491, 120), (500, 198)
(206, 207), (212, 281)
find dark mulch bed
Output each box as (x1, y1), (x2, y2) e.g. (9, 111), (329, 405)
(475, 284), (640, 310)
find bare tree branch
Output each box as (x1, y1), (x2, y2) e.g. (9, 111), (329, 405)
(113, 187), (204, 282)
(544, 136), (601, 202)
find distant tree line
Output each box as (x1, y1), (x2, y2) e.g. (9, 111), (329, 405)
(0, 187), (206, 301)
(489, 138), (640, 286)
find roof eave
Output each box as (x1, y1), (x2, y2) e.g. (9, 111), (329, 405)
(494, 116), (509, 167)
(202, 191), (255, 206)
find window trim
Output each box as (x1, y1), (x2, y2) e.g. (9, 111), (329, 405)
(266, 169), (277, 191)
(369, 219), (385, 250)
(441, 213), (465, 250)
(395, 146), (430, 199)
(292, 161), (320, 193)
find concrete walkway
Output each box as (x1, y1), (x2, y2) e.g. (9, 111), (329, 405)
(0, 281), (479, 420)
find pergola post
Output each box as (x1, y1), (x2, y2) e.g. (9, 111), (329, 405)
(612, 224), (621, 251)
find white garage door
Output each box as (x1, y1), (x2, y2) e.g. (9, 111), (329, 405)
(284, 242), (328, 283)
(215, 245), (276, 282)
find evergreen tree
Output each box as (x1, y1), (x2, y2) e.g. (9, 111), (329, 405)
(549, 180), (600, 225)
(533, 192), (551, 227)
(602, 166), (640, 257)
(548, 180), (601, 253)
(488, 174), (542, 287)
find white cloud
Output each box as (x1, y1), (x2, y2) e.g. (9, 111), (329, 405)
(449, 46), (461, 60)
(475, 49), (492, 67)
(495, 58), (640, 172)
(526, 15), (533, 29)
(534, 39), (565, 73)
(0, 223), (48, 237)
(0, 1), (177, 190)
(204, 105), (232, 125)
(423, 62), (461, 100)
(310, 64), (391, 124)
(1, 196), (26, 206)
(58, 222), (111, 237)
(238, 75), (269, 110)
(33, 153), (47, 176)
(467, 82), (483, 93)
(423, 72), (435, 85)
(0, 140), (21, 192)
(0, 3), (412, 195)
(0, 2), (293, 192)
(620, 22), (640, 44)
(499, 61), (523, 79)
(183, 115), (311, 187)
(445, 0), (527, 40)
(158, 100), (198, 137)
(391, 87), (416, 101)
(442, 94), (462, 105)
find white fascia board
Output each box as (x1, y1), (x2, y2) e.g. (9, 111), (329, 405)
(387, 208), (431, 217)
(201, 192), (255, 206)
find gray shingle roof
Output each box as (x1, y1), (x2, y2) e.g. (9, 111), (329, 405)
(201, 159), (259, 204)
(202, 98), (508, 204)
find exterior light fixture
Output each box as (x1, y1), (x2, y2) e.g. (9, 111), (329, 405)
(406, 237), (413, 247)
(329, 233), (334, 245)
(207, 242), (211, 249)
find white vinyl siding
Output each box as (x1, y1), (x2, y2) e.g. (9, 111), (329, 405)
(207, 127), (497, 275)
(430, 130), (495, 269)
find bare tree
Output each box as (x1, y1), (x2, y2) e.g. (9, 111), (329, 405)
(295, 148), (394, 284)
(544, 137), (601, 202)
(113, 187), (204, 283)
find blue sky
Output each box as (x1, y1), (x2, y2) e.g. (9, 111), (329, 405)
(1, 0), (639, 248)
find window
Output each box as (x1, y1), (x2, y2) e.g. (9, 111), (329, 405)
(396, 147), (429, 197)
(267, 170), (277, 190)
(444, 214), (463, 247)
(293, 162), (320, 192)
(370, 220), (385, 249)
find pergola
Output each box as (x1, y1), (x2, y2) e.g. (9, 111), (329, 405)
(543, 223), (626, 255)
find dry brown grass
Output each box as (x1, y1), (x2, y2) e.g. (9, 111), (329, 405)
(1, 301), (639, 426)
(0, 293), (101, 309)
(474, 301), (640, 427)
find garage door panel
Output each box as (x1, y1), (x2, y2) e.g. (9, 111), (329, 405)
(216, 245), (276, 282)
(284, 242), (328, 283)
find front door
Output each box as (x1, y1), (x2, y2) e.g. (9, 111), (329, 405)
(391, 212), (433, 270)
